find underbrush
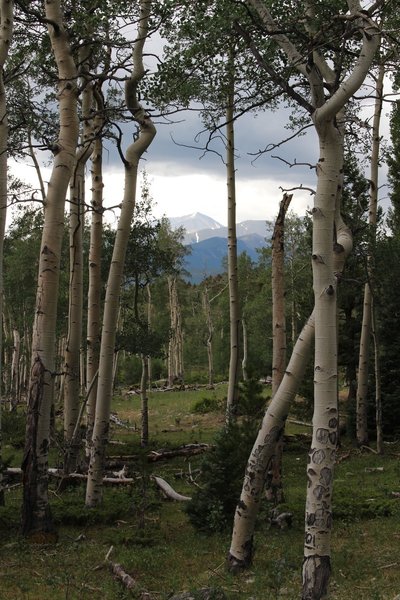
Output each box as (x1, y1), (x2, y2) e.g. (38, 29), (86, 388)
(1, 387), (400, 599)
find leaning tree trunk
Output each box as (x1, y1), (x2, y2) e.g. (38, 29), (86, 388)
(356, 63), (384, 447)
(226, 71), (241, 419)
(228, 311), (315, 569)
(0, 0), (13, 506)
(21, 0), (78, 539)
(85, 0), (156, 507)
(265, 192), (292, 505)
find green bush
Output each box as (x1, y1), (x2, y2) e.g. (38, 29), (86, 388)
(186, 379), (264, 533)
(2, 410), (26, 448)
(192, 397), (221, 414)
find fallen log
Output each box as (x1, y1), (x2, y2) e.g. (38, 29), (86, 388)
(107, 443), (212, 464)
(152, 475), (191, 501)
(104, 546), (152, 598)
(5, 468), (134, 486)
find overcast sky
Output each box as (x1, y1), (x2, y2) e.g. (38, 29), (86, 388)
(9, 58), (392, 230)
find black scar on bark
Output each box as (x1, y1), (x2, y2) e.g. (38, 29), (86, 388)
(312, 449), (326, 464)
(227, 537), (254, 573)
(319, 467), (332, 486)
(302, 555), (331, 600)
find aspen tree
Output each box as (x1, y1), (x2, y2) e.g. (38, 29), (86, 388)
(85, 0), (156, 507)
(231, 2), (381, 595)
(356, 63), (385, 448)
(63, 46), (96, 473)
(0, 0), (13, 505)
(21, 0), (79, 538)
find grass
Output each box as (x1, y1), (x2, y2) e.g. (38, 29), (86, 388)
(1, 385), (400, 599)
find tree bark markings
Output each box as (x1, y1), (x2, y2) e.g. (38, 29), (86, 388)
(85, 0), (156, 507)
(22, 0), (79, 537)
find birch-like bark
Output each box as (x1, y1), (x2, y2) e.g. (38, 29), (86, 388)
(226, 75), (240, 419)
(228, 311), (315, 569)
(64, 48), (95, 473)
(86, 91), (106, 457)
(234, 4), (379, 592)
(302, 120), (341, 598)
(356, 63), (384, 446)
(371, 295), (383, 453)
(202, 286), (214, 387)
(0, 0), (13, 506)
(85, 1), (156, 507)
(22, 0), (78, 538)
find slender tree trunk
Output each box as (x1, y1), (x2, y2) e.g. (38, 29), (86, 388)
(202, 286), (214, 387)
(140, 355), (149, 446)
(226, 73), (240, 419)
(241, 318), (248, 382)
(265, 193), (292, 504)
(168, 276), (183, 385)
(271, 193), (291, 396)
(85, 0), (156, 507)
(11, 329), (21, 410)
(64, 49), (96, 473)
(356, 64), (384, 447)
(21, 0), (78, 538)
(147, 284), (153, 386)
(371, 294), (383, 454)
(0, 0), (13, 506)
(86, 98), (105, 456)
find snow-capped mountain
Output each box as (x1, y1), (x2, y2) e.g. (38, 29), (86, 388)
(168, 212), (224, 241)
(167, 212), (273, 282)
(168, 212), (272, 246)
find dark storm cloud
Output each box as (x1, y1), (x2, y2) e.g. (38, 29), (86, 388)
(103, 103), (319, 191)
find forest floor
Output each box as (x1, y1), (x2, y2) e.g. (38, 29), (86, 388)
(1, 384), (400, 600)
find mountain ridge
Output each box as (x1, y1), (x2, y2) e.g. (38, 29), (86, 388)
(168, 212), (272, 283)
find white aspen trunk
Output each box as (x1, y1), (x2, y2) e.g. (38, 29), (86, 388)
(228, 311), (315, 569)
(241, 318), (248, 382)
(202, 287), (214, 387)
(235, 5), (378, 591)
(371, 295), (383, 454)
(86, 126), (104, 456)
(302, 121), (340, 598)
(226, 81), (240, 418)
(85, 0), (156, 507)
(64, 50), (95, 473)
(0, 0), (13, 506)
(356, 63), (384, 447)
(21, 0), (78, 539)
